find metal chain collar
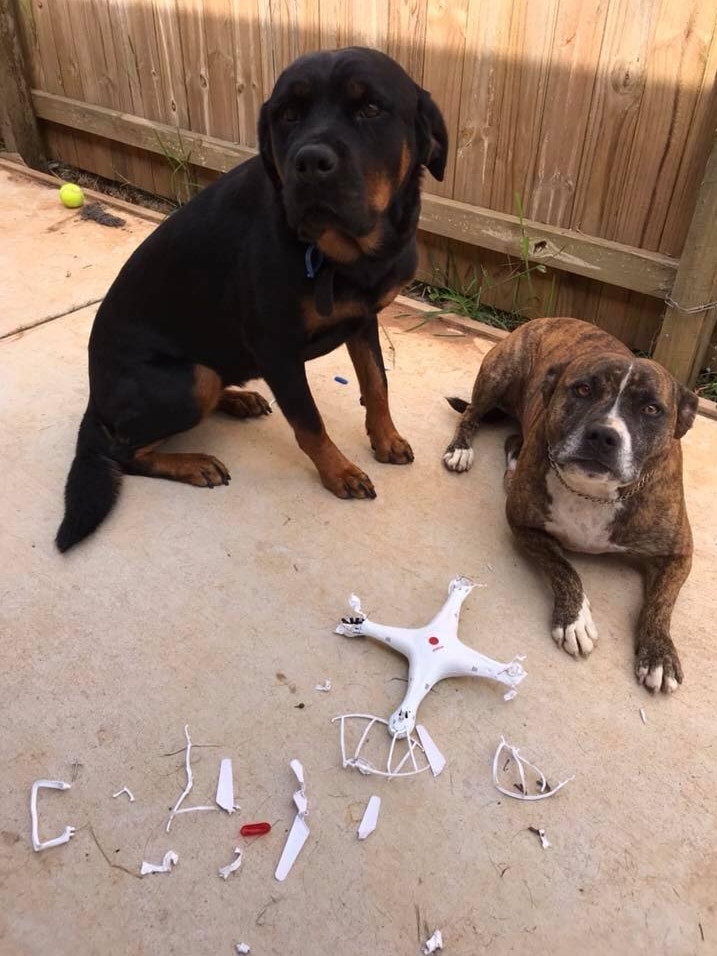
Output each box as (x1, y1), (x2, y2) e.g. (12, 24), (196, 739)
(547, 447), (653, 504)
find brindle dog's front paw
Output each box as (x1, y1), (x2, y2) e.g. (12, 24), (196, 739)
(372, 433), (414, 465)
(636, 633), (683, 693)
(551, 594), (598, 657)
(442, 441), (474, 473)
(322, 464), (377, 500)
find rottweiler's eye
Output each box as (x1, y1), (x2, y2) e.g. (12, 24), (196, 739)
(642, 403), (662, 416)
(281, 106), (300, 123)
(573, 383), (591, 398)
(356, 102), (381, 119)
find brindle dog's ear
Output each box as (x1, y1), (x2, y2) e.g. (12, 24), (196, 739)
(674, 383), (698, 439)
(258, 102), (281, 189)
(542, 364), (566, 406)
(415, 87), (448, 181)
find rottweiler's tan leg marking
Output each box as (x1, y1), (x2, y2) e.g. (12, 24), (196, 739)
(346, 334), (413, 465)
(218, 389), (273, 418)
(294, 424), (376, 499)
(126, 364), (230, 487)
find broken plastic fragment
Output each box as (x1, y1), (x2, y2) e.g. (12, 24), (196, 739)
(216, 758), (237, 814)
(639, 708), (647, 725)
(357, 795), (381, 840)
(240, 821), (271, 837)
(333, 714), (431, 778)
(235, 944), (251, 954)
(492, 737), (574, 801)
(416, 725), (446, 777)
(140, 850), (178, 875)
(275, 760), (310, 881)
(218, 847), (243, 880)
(315, 679), (332, 692)
(529, 826), (551, 850)
(112, 786), (135, 802)
(30, 779), (76, 852)
(166, 724), (194, 832)
(422, 929), (443, 953)
(334, 577), (526, 737)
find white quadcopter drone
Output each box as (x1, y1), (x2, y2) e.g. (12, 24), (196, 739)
(335, 576), (527, 742)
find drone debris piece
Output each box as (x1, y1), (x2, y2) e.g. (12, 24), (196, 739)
(332, 714), (431, 778)
(216, 758), (237, 814)
(112, 786), (135, 802)
(315, 679), (332, 692)
(274, 760), (310, 881)
(30, 780), (76, 852)
(218, 847), (243, 880)
(235, 944), (251, 954)
(639, 708), (647, 725)
(493, 737), (574, 801)
(529, 826), (551, 849)
(166, 724), (194, 832)
(416, 725), (446, 777)
(334, 577), (526, 737)
(422, 929), (444, 953)
(357, 795), (381, 840)
(140, 850), (178, 875)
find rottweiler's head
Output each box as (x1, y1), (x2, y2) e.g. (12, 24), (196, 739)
(258, 47), (447, 261)
(543, 354), (698, 489)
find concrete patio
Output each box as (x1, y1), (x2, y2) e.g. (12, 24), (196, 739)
(0, 161), (715, 956)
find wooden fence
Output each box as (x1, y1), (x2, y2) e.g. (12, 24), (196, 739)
(3, 0), (717, 384)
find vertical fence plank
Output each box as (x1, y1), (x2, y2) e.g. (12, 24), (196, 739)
(0, 0), (46, 168)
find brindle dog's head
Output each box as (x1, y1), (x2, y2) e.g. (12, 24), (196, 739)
(543, 353), (698, 489)
(258, 47), (447, 261)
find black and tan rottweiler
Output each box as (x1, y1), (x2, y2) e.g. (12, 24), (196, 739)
(56, 47), (447, 552)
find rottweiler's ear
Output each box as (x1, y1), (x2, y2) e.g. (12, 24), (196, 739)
(674, 383), (698, 439)
(415, 87), (448, 181)
(258, 102), (281, 189)
(542, 364), (566, 406)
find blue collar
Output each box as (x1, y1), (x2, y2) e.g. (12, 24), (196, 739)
(304, 244), (325, 279)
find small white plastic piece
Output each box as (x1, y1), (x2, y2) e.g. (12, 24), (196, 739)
(357, 795), (381, 840)
(166, 724), (193, 832)
(30, 780), (76, 852)
(275, 760), (310, 881)
(493, 737), (574, 801)
(335, 577), (526, 737)
(533, 827), (551, 849)
(422, 929), (443, 953)
(112, 787), (135, 802)
(140, 850), (178, 875)
(332, 714), (431, 778)
(235, 944), (251, 954)
(218, 847), (243, 880)
(416, 725), (446, 777)
(315, 679), (332, 692)
(216, 758), (236, 814)
(639, 708), (647, 724)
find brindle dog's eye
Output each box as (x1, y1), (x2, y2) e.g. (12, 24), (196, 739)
(573, 383), (591, 398)
(281, 106), (300, 123)
(642, 403), (662, 416)
(357, 103), (381, 119)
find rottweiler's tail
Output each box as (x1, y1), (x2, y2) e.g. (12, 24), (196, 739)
(55, 407), (122, 553)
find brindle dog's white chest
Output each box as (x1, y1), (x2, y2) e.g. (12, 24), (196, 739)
(544, 470), (626, 554)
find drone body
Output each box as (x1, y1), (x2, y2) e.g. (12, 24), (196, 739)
(335, 577), (527, 737)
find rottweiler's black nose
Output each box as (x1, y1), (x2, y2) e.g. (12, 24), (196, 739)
(585, 423), (620, 454)
(294, 144), (338, 182)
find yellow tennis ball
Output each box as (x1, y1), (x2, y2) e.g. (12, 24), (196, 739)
(59, 183), (84, 209)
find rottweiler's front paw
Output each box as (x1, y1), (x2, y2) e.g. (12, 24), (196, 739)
(322, 464), (377, 500)
(636, 634), (683, 693)
(219, 389), (272, 418)
(372, 433), (414, 465)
